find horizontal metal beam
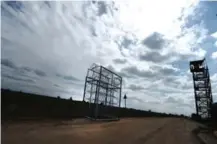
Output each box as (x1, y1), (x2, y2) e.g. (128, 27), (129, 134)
(100, 65), (122, 79)
(86, 77), (121, 89)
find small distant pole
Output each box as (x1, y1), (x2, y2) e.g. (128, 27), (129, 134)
(124, 94), (127, 108)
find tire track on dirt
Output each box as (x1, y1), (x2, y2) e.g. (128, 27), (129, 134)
(136, 119), (172, 143)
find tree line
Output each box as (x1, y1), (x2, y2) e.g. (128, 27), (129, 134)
(2, 89), (189, 121)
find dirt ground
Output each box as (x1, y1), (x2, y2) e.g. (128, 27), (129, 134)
(1, 118), (216, 144)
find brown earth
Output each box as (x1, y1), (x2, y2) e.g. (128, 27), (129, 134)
(215, 131), (217, 137)
(1, 118), (216, 144)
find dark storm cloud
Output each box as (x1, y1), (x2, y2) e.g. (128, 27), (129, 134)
(1, 58), (17, 69)
(16, 67), (32, 76)
(90, 26), (97, 37)
(117, 71), (135, 78)
(181, 84), (192, 90)
(34, 69), (47, 77)
(139, 51), (169, 63)
(106, 65), (116, 72)
(97, 1), (107, 16)
(13, 66), (33, 76)
(44, 1), (51, 8)
(20, 66), (32, 72)
(142, 32), (167, 49)
(115, 36), (137, 58)
(165, 96), (192, 108)
(165, 97), (177, 103)
(3, 1), (23, 11)
(56, 74), (80, 81)
(128, 96), (145, 103)
(113, 58), (127, 64)
(160, 67), (177, 76)
(2, 74), (35, 83)
(128, 84), (144, 91)
(92, 1), (97, 4)
(121, 66), (156, 78)
(105, 65), (134, 78)
(163, 77), (181, 85)
(63, 76), (79, 81)
(120, 64), (178, 79)
(1, 58), (46, 78)
(151, 65), (177, 76)
(53, 84), (60, 87)
(121, 37), (134, 48)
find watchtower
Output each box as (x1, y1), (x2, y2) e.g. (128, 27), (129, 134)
(190, 58), (213, 119)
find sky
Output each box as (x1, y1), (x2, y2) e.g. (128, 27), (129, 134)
(1, 0), (217, 116)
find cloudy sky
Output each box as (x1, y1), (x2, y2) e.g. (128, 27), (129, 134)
(1, 1), (217, 116)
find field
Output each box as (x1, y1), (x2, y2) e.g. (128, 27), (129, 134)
(2, 118), (217, 144)
(2, 90), (217, 144)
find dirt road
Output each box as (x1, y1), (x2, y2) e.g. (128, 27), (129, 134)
(1, 118), (215, 144)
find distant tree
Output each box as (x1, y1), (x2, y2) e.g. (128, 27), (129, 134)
(57, 96), (60, 99)
(69, 97), (72, 100)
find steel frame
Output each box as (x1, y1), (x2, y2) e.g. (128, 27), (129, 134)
(83, 63), (122, 120)
(190, 58), (213, 119)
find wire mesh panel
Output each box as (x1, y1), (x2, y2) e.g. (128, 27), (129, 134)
(83, 63), (122, 120)
(190, 58), (213, 120)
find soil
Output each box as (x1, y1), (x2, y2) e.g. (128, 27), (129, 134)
(1, 118), (215, 144)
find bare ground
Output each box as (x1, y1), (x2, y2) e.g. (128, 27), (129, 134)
(1, 118), (216, 144)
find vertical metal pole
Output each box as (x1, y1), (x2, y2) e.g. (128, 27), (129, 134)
(94, 81), (99, 119)
(83, 76), (88, 101)
(192, 72), (198, 115)
(89, 78), (94, 112)
(89, 83), (93, 103)
(125, 99), (126, 108)
(205, 67), (209, 118)
(118, 78), (122, 118)
(105, 84), (108, 106)
(207, 68), (213, 119)
(119, 78), (122, 108)
(89, 70), (95, 104)
(95, 66), (102, 119)
(109, 74), (112, 106)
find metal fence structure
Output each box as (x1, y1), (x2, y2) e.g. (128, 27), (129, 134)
(190, 58), (213, 120)
(83, 63), (122, 120)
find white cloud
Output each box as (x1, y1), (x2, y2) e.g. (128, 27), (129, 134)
(211, 31), (217, 47)
(211, 51), (217, 60)
(211, 31), (217, 38)
(1, 1), (212, 115)
(211, 73), (217, 102)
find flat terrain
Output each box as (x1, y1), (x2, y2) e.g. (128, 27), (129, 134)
(1, 118), (216, 144)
